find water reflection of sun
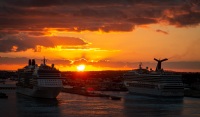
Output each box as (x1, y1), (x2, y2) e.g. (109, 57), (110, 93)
(77, 64), (85, 71)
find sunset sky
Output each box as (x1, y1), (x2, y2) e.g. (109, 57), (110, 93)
(0, 0), (200, 72)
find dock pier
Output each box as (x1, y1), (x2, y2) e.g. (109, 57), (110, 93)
(62, 87), (122, 100)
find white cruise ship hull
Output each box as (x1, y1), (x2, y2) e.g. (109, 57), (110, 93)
(16, 86), (62, 99)
(125, 86), (184, 97)
(123, 58), (184, 97)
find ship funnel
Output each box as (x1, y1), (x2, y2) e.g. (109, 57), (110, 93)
(51, 64), (54, 68)
(154, 58), (168, 71)
(28, 59), (31, 66)
(42, 57), (47, 65)
(32, 59), (36, 66)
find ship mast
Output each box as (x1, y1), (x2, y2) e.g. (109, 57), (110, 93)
(43, 57), (47, 65)
(154, 58), (168, 71)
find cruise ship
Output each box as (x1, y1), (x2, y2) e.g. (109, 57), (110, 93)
(123, 58), (184, 97)
(16, 58), (63, 98)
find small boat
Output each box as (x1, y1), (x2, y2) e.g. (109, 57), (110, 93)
(0, 92), (8, 98)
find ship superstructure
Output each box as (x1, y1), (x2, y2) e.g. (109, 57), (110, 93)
(124, 58), (184, 97)
(16, 58), (63, 98)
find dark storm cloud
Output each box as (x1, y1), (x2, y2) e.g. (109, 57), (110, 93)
(0, 35), (88, 52)
(0, 0), (200, 33)
(0, 0), (133, 7)
(127, 18), (157, 25)
(166, 11), (200, 27)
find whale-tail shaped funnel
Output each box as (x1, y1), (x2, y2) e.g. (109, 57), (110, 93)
(154, 58), (168, 71)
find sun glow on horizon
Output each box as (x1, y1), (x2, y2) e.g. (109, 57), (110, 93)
(76, 64), (85, 71)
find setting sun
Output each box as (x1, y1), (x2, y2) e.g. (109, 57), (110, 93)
(77, 64), (85, 71)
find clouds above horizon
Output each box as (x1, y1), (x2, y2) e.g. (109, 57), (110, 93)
(0, 0), (200, 56)
(0, 0), (200, 34)
(156, 29), (168, 34)
(1, 0), (200, 71)
(0, 57), (200, 72)
(0, 35), (88, 52)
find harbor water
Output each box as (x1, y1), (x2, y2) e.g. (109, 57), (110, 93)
(0, 91), (200, 117)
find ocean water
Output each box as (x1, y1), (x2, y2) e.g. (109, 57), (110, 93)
(0, 91), (200, 117)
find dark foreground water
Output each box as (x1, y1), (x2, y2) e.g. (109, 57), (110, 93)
(0, 91), (200, 117)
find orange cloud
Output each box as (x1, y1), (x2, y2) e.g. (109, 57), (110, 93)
(0, 34), (88, 52)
